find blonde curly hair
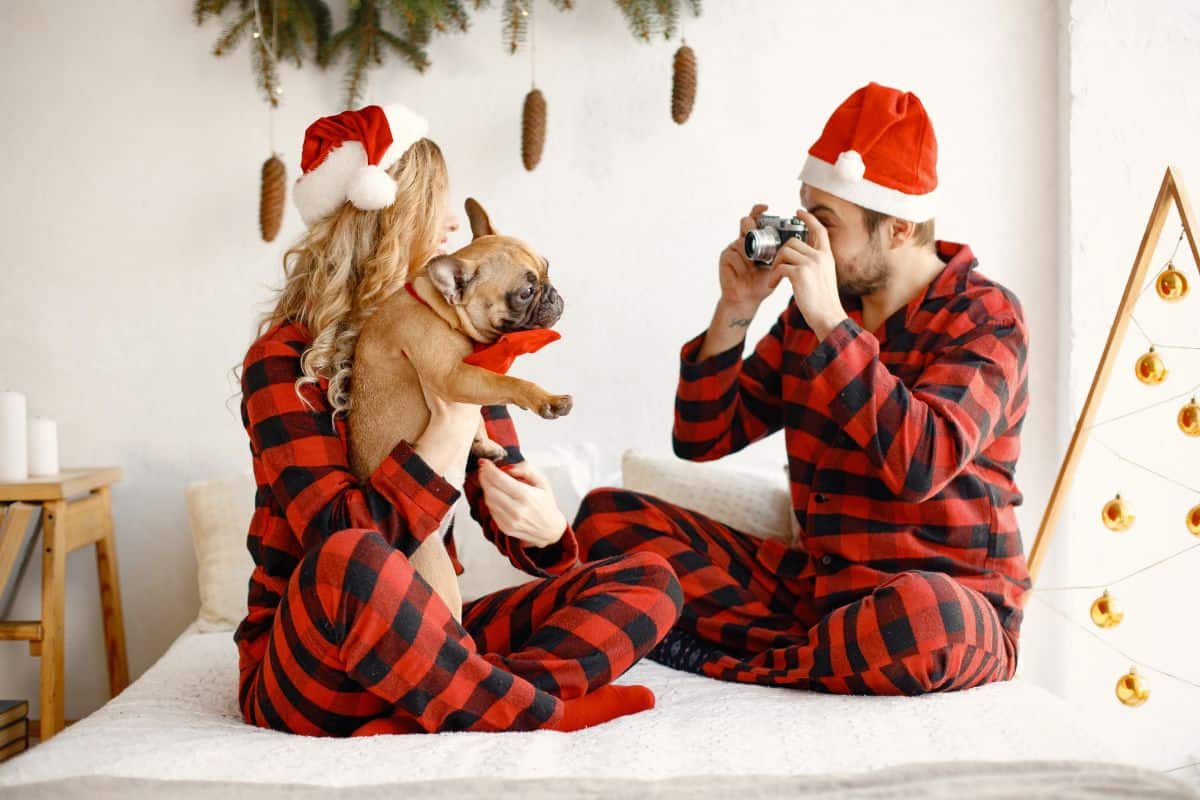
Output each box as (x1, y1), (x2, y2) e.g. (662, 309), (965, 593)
(256, 138), (449, 417)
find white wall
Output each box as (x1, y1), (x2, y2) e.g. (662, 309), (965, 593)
(0, 0), (1061, 727)
(1027, 0), (1200, 777)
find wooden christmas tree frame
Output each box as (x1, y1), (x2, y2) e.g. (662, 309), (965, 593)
(1028, 166), (1200, 582)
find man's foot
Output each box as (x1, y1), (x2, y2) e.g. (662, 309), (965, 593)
(549, 684), (656, 732)
(647, 627), (723, 675)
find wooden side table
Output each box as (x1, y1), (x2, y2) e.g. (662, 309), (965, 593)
(0, 468), (128, 741)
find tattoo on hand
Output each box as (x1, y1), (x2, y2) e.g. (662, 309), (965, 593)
(729, 318), (752, 328)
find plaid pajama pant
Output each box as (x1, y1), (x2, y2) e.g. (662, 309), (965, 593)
(240, 527), (682, 736)
(574, 488), (1017, 695)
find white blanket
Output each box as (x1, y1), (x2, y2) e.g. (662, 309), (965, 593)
(0, 625), (1192, 799)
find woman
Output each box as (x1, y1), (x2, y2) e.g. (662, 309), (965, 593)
(235, 103), (682, 736)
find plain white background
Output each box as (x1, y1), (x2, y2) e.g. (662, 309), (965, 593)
(0, 0), (1195, 779)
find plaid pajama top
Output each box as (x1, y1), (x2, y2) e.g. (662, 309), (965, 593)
(673, 241), (1032, 637)
(234, 320), (579, 679)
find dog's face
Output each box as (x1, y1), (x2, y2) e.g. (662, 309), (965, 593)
(424, 198), (564, 343)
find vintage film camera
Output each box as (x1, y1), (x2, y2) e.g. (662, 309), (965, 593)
(743, 215), (808, 266)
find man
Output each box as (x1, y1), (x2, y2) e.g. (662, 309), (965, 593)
(573, 82), (1032, 695)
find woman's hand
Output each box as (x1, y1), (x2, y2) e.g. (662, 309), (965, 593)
(414, 387), (481, 479)
(477, 459), (567, 548)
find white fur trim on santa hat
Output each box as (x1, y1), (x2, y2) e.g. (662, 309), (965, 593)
(799, 155), (936, 222)
(378, 104), (430, 169)
(347, 165), (398, 211)
(294, 143), (367, 226)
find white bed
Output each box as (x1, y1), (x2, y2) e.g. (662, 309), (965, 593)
(1, 450), (1195, 798)
(1, 622), (1193, 799)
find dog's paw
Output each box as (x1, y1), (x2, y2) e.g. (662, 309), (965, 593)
(537, 394), (574, 419)
(471, 439), (508, 462)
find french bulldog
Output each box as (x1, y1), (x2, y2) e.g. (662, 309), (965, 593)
(348, 198), (571, 622)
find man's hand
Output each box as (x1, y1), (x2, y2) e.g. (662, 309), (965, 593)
(698, 204), (781, 360)
(718, 203), (779, 313)
(768, 209), (848, 341)
(477, 459), (567, 548)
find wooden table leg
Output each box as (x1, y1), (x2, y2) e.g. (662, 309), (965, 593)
(39, 500), (67, 741)
(93, 487), (129, 695)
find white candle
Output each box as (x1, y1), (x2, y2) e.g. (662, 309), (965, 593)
(0, 391), (28, 481)
(28, 418), (59, 477)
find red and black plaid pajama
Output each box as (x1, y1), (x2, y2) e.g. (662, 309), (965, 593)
(235, 321), (681, 735)
(575, 241), (1032, 695)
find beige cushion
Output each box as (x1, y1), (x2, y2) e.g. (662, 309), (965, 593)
(186, 473), (257, 633)
(620, 450), (795, 544)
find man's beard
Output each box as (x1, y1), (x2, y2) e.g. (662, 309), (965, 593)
(837, 235), (889, 296)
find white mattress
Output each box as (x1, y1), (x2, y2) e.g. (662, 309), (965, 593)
(0, 624), (1193, 799)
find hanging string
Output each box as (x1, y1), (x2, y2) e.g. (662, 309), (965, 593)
(1083, 379), (1200, 431)
(1033, 542), (1200, 593)
(1030, 595), (1200, 690)
(1126, 229), (1198, 349)
(252, 0), (281, 153)
(1137, 229), (1187, 299)
(526, 0), (536, 89)
(1089, 435), (1200, 494)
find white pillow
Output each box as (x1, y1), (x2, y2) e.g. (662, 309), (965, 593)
(620, 450), (795, 544)
(186, 473), (257, 632)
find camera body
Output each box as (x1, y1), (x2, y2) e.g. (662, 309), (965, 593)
(743, 215), (808, 266)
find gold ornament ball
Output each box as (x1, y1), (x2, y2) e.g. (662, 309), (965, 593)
(1089, 590), (1123, 628)
(1134, 347), (1167, 385)
(1188, 504), (1200, 537)
(1155, 263), (1189, 301)
(1115, 667), (1149, 707)
(1178, 397), (1200, 437)
(1100, 494), (1135, 532)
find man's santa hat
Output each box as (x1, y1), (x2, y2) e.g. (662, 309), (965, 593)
(798, 82), (937, 222)
(293, 103), (429, 227)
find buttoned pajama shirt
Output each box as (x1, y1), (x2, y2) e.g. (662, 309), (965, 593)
(235, 321), (682, 735)
(575, 242), (1032, 695)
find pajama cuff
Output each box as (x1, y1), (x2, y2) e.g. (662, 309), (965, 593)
(515, 524), (580, 576)
(370, 439), (462, 544)
(679, 330), (745, 382)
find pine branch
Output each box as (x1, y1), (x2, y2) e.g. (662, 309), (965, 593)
(213, 8), (255, 56)
(196, 0), (704, 106)
(501, 0), (529, 55)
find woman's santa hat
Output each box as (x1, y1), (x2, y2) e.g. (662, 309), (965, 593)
(798, 82), (937, 222)
(292, 103), (429, 227)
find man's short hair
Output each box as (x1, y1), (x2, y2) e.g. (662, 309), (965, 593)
(861, 207), (936, 248)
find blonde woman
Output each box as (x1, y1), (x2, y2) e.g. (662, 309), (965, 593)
(234, 104), (681, 737)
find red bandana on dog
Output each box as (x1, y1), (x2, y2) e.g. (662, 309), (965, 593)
(404, 283), (561, 375)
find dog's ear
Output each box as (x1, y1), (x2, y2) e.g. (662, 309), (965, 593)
(465, 198), (498, 239)
(426, 255), (479, 305)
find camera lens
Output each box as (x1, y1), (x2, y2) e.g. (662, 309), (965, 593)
(744, 228), (781, 263)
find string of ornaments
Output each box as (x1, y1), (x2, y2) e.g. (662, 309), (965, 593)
(1032, 229), (1199, 710)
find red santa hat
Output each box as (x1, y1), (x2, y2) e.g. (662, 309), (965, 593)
(292, 103), (429, 227)
(798, 82), (937, 222)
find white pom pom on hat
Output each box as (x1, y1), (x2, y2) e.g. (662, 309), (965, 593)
(833, 150), (866, 181)
(346, 164), (399, 211)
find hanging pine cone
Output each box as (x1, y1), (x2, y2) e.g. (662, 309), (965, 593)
(259, 154), (286, 242)
(522, 88), (547, 171)
(671, 44), (696, 124)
